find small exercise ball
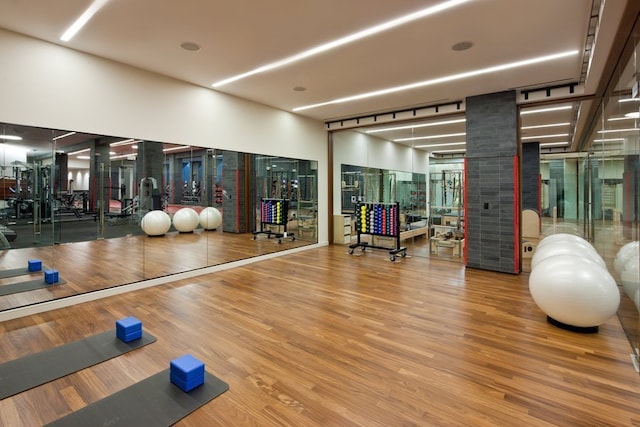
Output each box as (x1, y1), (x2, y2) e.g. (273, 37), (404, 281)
(613, 241), (639, 274)
(529, 255), (620, 328)
(141, 210), (172, 236)
(620, 257), (639, 301)
(199, 207), (222, 230)
(531, 239), (604, 270)
(172, 207), (200, 233)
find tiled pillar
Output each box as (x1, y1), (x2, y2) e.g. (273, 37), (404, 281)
(465, 90), (520, 274)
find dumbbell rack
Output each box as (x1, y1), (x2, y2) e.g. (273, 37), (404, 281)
(348, 202), (406, 261)
(253, 198), (295, 244)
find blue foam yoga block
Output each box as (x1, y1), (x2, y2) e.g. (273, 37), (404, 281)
(44, 269), (59, 284)
(116, 316), (142, 342)
(28, 259), (42, 272)
(170, 354), (205, 392)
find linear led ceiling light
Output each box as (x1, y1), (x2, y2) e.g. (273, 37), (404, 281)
(212, 0), (471, 88)
(394, 132), (465, 142)
(60, 0), (110, 42)
(294, 50), (579, 112)
(52, 131), (77, 141)
(110, 139), (138, 147)
(540, 142), (569, 147)
(597, 128), (640, 134)
(520, 105), (573, 115)
(522, 122), (570, 130)
(593, 138), (624, 142)
(0, 135), (22, 141)
(415, 142), (466, 148)
(366, 118), (466, 133)
(522, 133), (569, 140)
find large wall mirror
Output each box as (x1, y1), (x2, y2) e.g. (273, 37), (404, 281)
(0, 122), (318, 312)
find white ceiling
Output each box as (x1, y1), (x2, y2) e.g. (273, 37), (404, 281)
(0, 0), (635, 154)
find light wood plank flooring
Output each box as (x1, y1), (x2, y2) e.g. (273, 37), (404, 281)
(0, 244), (638, 426)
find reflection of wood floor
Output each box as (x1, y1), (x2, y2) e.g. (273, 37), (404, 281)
(1, 245), (638, 426)
(0, 230), (313, 311)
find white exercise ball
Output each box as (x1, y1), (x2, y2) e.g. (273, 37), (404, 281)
(531, 239), (604, 270)
(529, 255), (620, 328)
(172, 207), (200, 233)
(620, 257), (639, 301)
(613, 241), (639, 274)
(199, 207), (222, 230)
(537, 233), (592, 251)
(141, 210), (172, 236)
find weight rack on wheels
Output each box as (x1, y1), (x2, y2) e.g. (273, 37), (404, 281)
(252, 198), (295, 244)
(348, 202), (406, 261)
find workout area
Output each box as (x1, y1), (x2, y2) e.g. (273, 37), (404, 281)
(1, 1), (640, 425)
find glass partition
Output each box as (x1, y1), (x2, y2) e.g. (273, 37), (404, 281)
(0, 123), (318, 312)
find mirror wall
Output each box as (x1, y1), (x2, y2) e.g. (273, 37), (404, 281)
(0, 123), (318, 311)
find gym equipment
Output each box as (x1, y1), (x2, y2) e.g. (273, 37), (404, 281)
(44, 269), (59, 284)
(140, 210), (171, 236)
(529, 254), (620, 331)
(536, 233), (593, 251)
(28, 259), (42, 272)
(348, 202), (406, 261)
(116, 316), (143, 343)
(531, 238), (604, 270)
(199, 206), (222, 230)
(620, 258), (639, 305)
(0, 327), (156, 400)
(614, 241), (639, 274)
(46, 369), (228, 426)
(172, 207), (200, 233)
(0, 276), (67, 297)
(170, 354), (205, 392)
(253, 198), (295, 243)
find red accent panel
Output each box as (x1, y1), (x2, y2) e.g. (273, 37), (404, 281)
(513, 156), (520, 273)
(463, 158), (468, 265)
(235, 170), (240, 232)
(538, 174), (542, 232)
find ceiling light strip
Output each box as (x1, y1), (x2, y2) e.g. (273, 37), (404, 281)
(295, 50), (579, 112)
(60, 0), (110, 42)
(394, 132), (465, 142)
(212, 0), (471, 88)
(366, 118), (466, 133)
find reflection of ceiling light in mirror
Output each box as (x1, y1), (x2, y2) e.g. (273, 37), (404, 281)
(163, 145), (191, 153)
(366, 118), (465, 133)
(432, 149), (466, 153)
(415, 142), (465, 148)
(110, 139), (137, 147)
(394, 132), (465, 142)
(593, 138), (625, 142)
(212, 0), (471, 87)
(624, 112), (640, 119)
(53, 131), (76, 140)
(68, 148), (90, 155)
(608, 116), (637, 121)
(294, 50), (579, 112)
(522, 133), (569, 140)
(597, 128), (639, 133)
(618, 98), (640, 103)
(76, 155), (91, 160)
(60, 0), (110, 41)
(110, 153), (136, 160)
(522, 122), (570, 130)
(540, 142), (569, 147)
(0, 135), (22, 141)
(520, 105), (573, 115)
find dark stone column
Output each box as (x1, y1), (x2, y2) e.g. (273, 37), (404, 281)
(465, 90), (520, 274)
(521, 143), (540, 212)
(221, 151), (249, 233)
(135, 141), (164, 212)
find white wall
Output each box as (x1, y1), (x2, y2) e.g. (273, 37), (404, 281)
(332, 130), (429, 215)
(0, 28), (329, 242)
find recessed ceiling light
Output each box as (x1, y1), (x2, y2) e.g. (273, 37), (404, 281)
(181, 42), (201, 52)
(452, 41), (473, 51)
(293, 86), (307, 92)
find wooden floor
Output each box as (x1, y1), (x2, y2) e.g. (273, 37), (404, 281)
(1, 244), (639, 426)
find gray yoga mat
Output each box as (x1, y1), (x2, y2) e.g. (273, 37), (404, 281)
(0, 330), (156, 399)
(0, 266), (49, 279)
(0, 277), (66, 296)
(46, 370), (229, 426)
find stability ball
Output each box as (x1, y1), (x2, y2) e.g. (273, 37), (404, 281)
(536, 233), (593, 251)
(531, 239), (604, 270)
(529, 255), (620, 328)
(620, 256), (639, 303)
(613, 241), (639, 274)
(172, 207), (200, 233)
(199, 207), (222, 230)
(141, 210), (172, 236)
